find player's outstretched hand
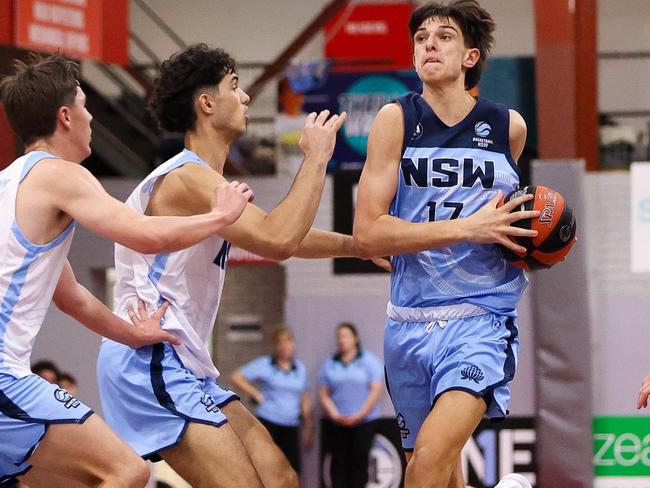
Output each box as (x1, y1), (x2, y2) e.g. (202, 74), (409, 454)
(461, 192), (540, 254)
(299, 110), (347, 164)
(127, 300), (181, 348)
(211, 180), (254, 225)
(636, 374), (650, 409)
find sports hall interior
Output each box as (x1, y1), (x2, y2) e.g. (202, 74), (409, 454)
(0, 1), (649, 487)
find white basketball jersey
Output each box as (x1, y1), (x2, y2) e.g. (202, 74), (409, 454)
(0, 151), (76, 377)
(113, 149), (228, 379)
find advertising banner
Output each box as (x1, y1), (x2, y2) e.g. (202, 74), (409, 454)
(594, 416), (650, 487)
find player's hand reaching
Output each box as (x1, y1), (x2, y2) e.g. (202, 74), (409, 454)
(299, 110), (347, 164)
(636, 374), (650, 409)
(211, 180), (254, 225)
(460, 192), (540, 254)
(127, 300), (180, 348)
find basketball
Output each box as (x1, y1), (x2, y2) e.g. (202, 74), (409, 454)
(497, 185), (577, 270)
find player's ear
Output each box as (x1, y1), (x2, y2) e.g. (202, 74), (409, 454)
(58, 106), (72, 129)
(463, 48), (480, 69)
(197, 92), (214, 114)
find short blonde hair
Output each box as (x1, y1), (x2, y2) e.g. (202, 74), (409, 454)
(272, 326), (294, 344)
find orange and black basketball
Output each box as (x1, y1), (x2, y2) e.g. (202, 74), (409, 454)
(497, 185), (577, 270)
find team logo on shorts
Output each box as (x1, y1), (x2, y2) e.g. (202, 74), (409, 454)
(460, 365), (485, 384)
(396, 413), (410, 439)
(54, 388), (80, 409)
(200, 393), (220, 413)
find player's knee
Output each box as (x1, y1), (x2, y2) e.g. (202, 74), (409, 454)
(408, 444), (456, 474)
(109, 456), (149, 487)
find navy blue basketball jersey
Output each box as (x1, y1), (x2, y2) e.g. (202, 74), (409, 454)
(389, 93), (528, 316)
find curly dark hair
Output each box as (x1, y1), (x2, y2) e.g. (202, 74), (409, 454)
(149, 44), (237, 133)
(0, 52), (80, 145)
(409, 0), (495, 90)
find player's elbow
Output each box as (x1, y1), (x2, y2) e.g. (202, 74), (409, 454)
(266, 239), (298, 261)
(257, 234), (300, 261)
(352, 231), (375, 260)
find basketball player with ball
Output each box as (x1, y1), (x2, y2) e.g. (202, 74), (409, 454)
(354, 1), (575, 487)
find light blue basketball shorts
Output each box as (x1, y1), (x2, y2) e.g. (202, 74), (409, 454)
(0, 371), (93, 484)
(97, 340), (238, 461)
(383, 303), (519, 451)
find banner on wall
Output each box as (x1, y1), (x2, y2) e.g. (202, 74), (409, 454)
(631, 162), (650, 273)
(324, 3), (414, 72)
(11, 0), (128, 65)
(301, 70), (421, 172)
(462, 417), (537, 488)
(15, 0), (103, 60)
(594, 416), (650, 487)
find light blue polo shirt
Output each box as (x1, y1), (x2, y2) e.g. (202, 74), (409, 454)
(240, 355), (309, 427)
(318, 350), (383, 421)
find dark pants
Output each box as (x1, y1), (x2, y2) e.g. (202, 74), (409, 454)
(258, 417), (301, 474)
(323, 418), (376, 488)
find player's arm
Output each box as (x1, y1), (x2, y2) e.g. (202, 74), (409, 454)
(353, 103), (539, 258)
(349, 381), (383, 424)
(318, 385), (341, 420)
(230, 369), (264, 404)
(41, 159), (249, 254)
(509, 109), (527, 161)
(301, 390), (314, 448)
(52, 260), (179, 348)
(154, 111), (347, 261)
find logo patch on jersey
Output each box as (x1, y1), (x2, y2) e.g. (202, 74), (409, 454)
(474, 121), (492, 137)
(200, 393), (220, 413)
(412, 122), (423, 140)
(461, 365), (485, 384)
(54, 388), (81, 409)
(472, 121), (494, 148)
(396, 413), (410, 439)
(0, 179), (8, 190)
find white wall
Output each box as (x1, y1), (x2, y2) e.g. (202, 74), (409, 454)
(585, 171), (650, 415)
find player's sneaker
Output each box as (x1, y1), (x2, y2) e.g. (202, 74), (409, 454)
(494, 473), (533, 488)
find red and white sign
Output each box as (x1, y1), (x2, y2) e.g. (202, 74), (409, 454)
(15, 0), (103, 60)
(325, 3), (415, 71)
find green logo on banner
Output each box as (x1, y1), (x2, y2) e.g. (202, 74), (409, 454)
(593, 416), (650, 476)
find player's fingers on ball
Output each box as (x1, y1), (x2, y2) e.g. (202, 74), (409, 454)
(501, 237), (527, 254)
(509, 210), (541, 222)
(502, 193), (531, 212)
(508, 227), (538, 238)
(489, 191), (503, 206)
(315, 109), (330, 125)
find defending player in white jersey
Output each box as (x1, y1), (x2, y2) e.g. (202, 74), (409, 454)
(0, 53), (250, 487)
(97, 43), (384, 488)
(353, 2), (541, 487)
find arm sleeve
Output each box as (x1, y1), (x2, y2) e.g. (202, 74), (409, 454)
(240, 356), (266, 382)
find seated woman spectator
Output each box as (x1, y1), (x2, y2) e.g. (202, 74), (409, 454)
(231, 327), (312, 474)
